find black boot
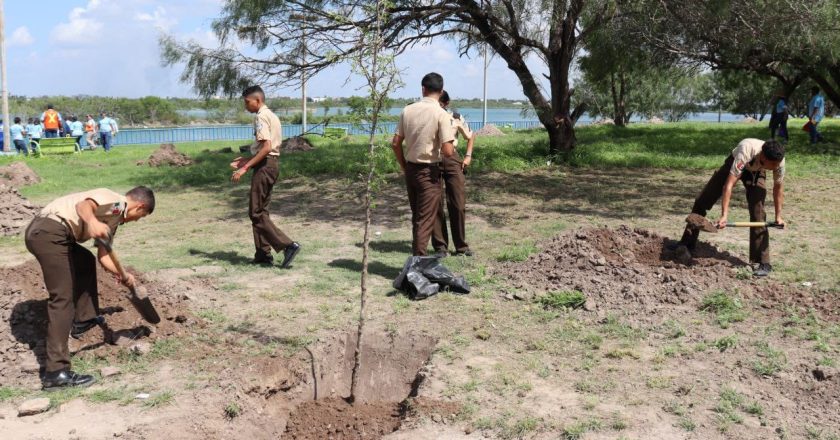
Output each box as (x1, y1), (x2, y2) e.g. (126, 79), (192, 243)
(753, 263), (772, 277)
(281, 243), (301, 269)
(71, 316), (105, 339)
(42, 369), (95, 391)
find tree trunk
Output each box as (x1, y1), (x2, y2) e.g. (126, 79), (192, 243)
(610, 72), (626, 127)
(811, 69), (840, 109)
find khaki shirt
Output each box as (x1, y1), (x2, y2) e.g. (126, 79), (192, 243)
(451, 113), (473, 148)
(40, 188), (127, 243)
(730, 138), (785, 184)
(396, 97), (455, 164)
(251, 105), (281, 156)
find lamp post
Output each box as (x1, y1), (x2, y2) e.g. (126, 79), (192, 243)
(290, 14), (320, 135)
(482, 43), (488, 127)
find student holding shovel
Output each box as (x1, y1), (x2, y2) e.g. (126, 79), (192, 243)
(25, 186), (155, 389)
(674, 139), (785, 277)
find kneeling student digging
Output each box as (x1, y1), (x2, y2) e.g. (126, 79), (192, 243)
(675, 138), (786, 277)
(25, 186), (155, 390)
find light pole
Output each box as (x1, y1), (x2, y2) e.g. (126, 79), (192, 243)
(290, 14), (319, 135)
(482, 43), (488, 127)
(0, 0), (9, 152)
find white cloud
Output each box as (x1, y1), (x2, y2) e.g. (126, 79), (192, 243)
(9, 27), (34, 47)
(136, 6), (177, 31)
(50, 1), (105, 45)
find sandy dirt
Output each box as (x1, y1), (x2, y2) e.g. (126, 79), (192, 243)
(283, 136), (314, 152)
(140, 144), (193, 167)
(0, 162), (40, 187)
(474, 124), (505, 136)
(0, 185), (39, 237)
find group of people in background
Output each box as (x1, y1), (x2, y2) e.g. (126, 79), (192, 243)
(769, 86), (826, 144)
(1, 105), (120, 155)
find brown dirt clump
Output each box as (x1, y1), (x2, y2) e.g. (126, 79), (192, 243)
(282, 136), (314, 152)
(0, 260), (196, 388)
(474, 124), (505, 136)
(0, 162), (40, 187)
(497, 226), (839, 320)
(285, 399), (403, 439)
(0, 184), (40, 236)
(140, 143), (193, 167)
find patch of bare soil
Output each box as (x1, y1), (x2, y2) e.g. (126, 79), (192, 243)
(0, 260), (196, 388)
(0, 162), (40, 187)
(474, 124), (505, 136)
(139, 143), (193, 167)
(283, 136), (314, 152)
(0, 184), (39, 236)
(281, 330), (438, 439)
(498, 226), (840, 319)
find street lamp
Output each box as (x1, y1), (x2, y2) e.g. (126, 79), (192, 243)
(0, 0), (9, 152)
(290, 14), (320, 135)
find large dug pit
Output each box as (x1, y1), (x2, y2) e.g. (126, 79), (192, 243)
(281, 330), (437, 439)
(0, 260), (196, 388)
(498, 226), (838, 318)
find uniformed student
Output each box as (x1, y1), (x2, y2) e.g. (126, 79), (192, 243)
(392, 73), (456, 256)
(230, 85), (301, 268)
(25, 186), (155, 389)
(674, 139), (785, 277)
(432, 90), (475, 257)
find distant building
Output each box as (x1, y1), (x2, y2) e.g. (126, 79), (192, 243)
(512, 101), (523, 106)
(311, 97), (329, 103)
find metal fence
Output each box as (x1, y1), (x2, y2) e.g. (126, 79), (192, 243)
(110, 120), (544, 146)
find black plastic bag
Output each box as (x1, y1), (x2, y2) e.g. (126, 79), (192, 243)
(393, 256), (471, 300)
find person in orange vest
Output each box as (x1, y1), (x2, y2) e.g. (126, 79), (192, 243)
(40, 104), (64, 138)
(84, 115), (98, 150)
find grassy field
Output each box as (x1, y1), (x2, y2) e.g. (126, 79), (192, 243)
(1, 120), (838, 439)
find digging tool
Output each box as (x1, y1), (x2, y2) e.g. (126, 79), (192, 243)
(685, 213), (785, 233)
(95, 238), (161, 324)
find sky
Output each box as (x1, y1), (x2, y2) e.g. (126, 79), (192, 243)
(4, 0), (550, 100)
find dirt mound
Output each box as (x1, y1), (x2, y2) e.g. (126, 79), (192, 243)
(474, 124), (505, 136)
(0, 162), (40, 187)
(0, 185), (40, 236)
(140, 143), (193, 167)
(282, 136), (314, 152)
(0, 260), (196, 387)
(497, 226), (838, 318)
(282, 330), (437, 439)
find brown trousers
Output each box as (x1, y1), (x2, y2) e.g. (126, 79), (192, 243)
(405, 162), (443, 256)
(25, 217), (99, 373)
(432, 153), (469, 253)
(679, 155), (770, 264)
(250, 155), (294, 258)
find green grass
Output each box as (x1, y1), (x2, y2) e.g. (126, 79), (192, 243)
(714, 335), (739, 352)
(699, 291), (747, 328)
(537, 290), (586, 310)
(0, 386), (28, 402)
(143, 390), (175, 408)
(562, 418), (603, 440)
(752, 341), (788, 376)
(495, 241), (538, 262)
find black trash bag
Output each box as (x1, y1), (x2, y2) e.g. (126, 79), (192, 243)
(393, 256), (471, 300)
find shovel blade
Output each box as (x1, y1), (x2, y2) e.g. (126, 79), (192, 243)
(128, 285), (161, 324)
(685, 213), (718, 233)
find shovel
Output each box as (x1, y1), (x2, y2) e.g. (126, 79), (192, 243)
(96, 239), (161, 324)
(685, 213), (785, 233)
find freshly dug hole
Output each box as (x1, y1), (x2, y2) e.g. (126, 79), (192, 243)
(284, 330), (436, 439)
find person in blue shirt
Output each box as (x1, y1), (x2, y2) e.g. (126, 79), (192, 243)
(10, 117), (28, 155)
(97, 112), (117, 152)
(69, 116), (84, 148)
(27, 117), (43, 151)
(808, 86), (825, 144)
(768, 91), (788, 141)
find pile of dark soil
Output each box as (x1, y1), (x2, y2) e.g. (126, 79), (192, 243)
(0, 260), (196, 387)
(282, 136), (314, 152)
(497, 226), (839, 318)
(0, 184), (40, 236)
(0, 162), (40, 187)
(140, 143), (193, 167)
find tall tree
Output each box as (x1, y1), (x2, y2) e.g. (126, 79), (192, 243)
(161, 0), (618, 155)
(630, 0), (839, 108)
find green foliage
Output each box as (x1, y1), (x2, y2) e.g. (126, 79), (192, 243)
(495, 242), (538, 262)
(710, 71), (778, 120)
(0, 386), (28, 402)
(714, 335), (738, 352)
(562, 418), (603, 439)
(538, 291), (586, 310)
(752, 341), (787, 376)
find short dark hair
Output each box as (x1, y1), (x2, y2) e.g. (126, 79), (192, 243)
(126, 186), (156, 214)
(762, 139), (785, 162)
(14, 117), (20, 124)
(439, 90), (450, 105)
(421, 73), (444, 93)
(47, 104), (54, 110)
(242, 85), (265, 100)
(71, 116), (78, 122)
(812, 86), (820, 95)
